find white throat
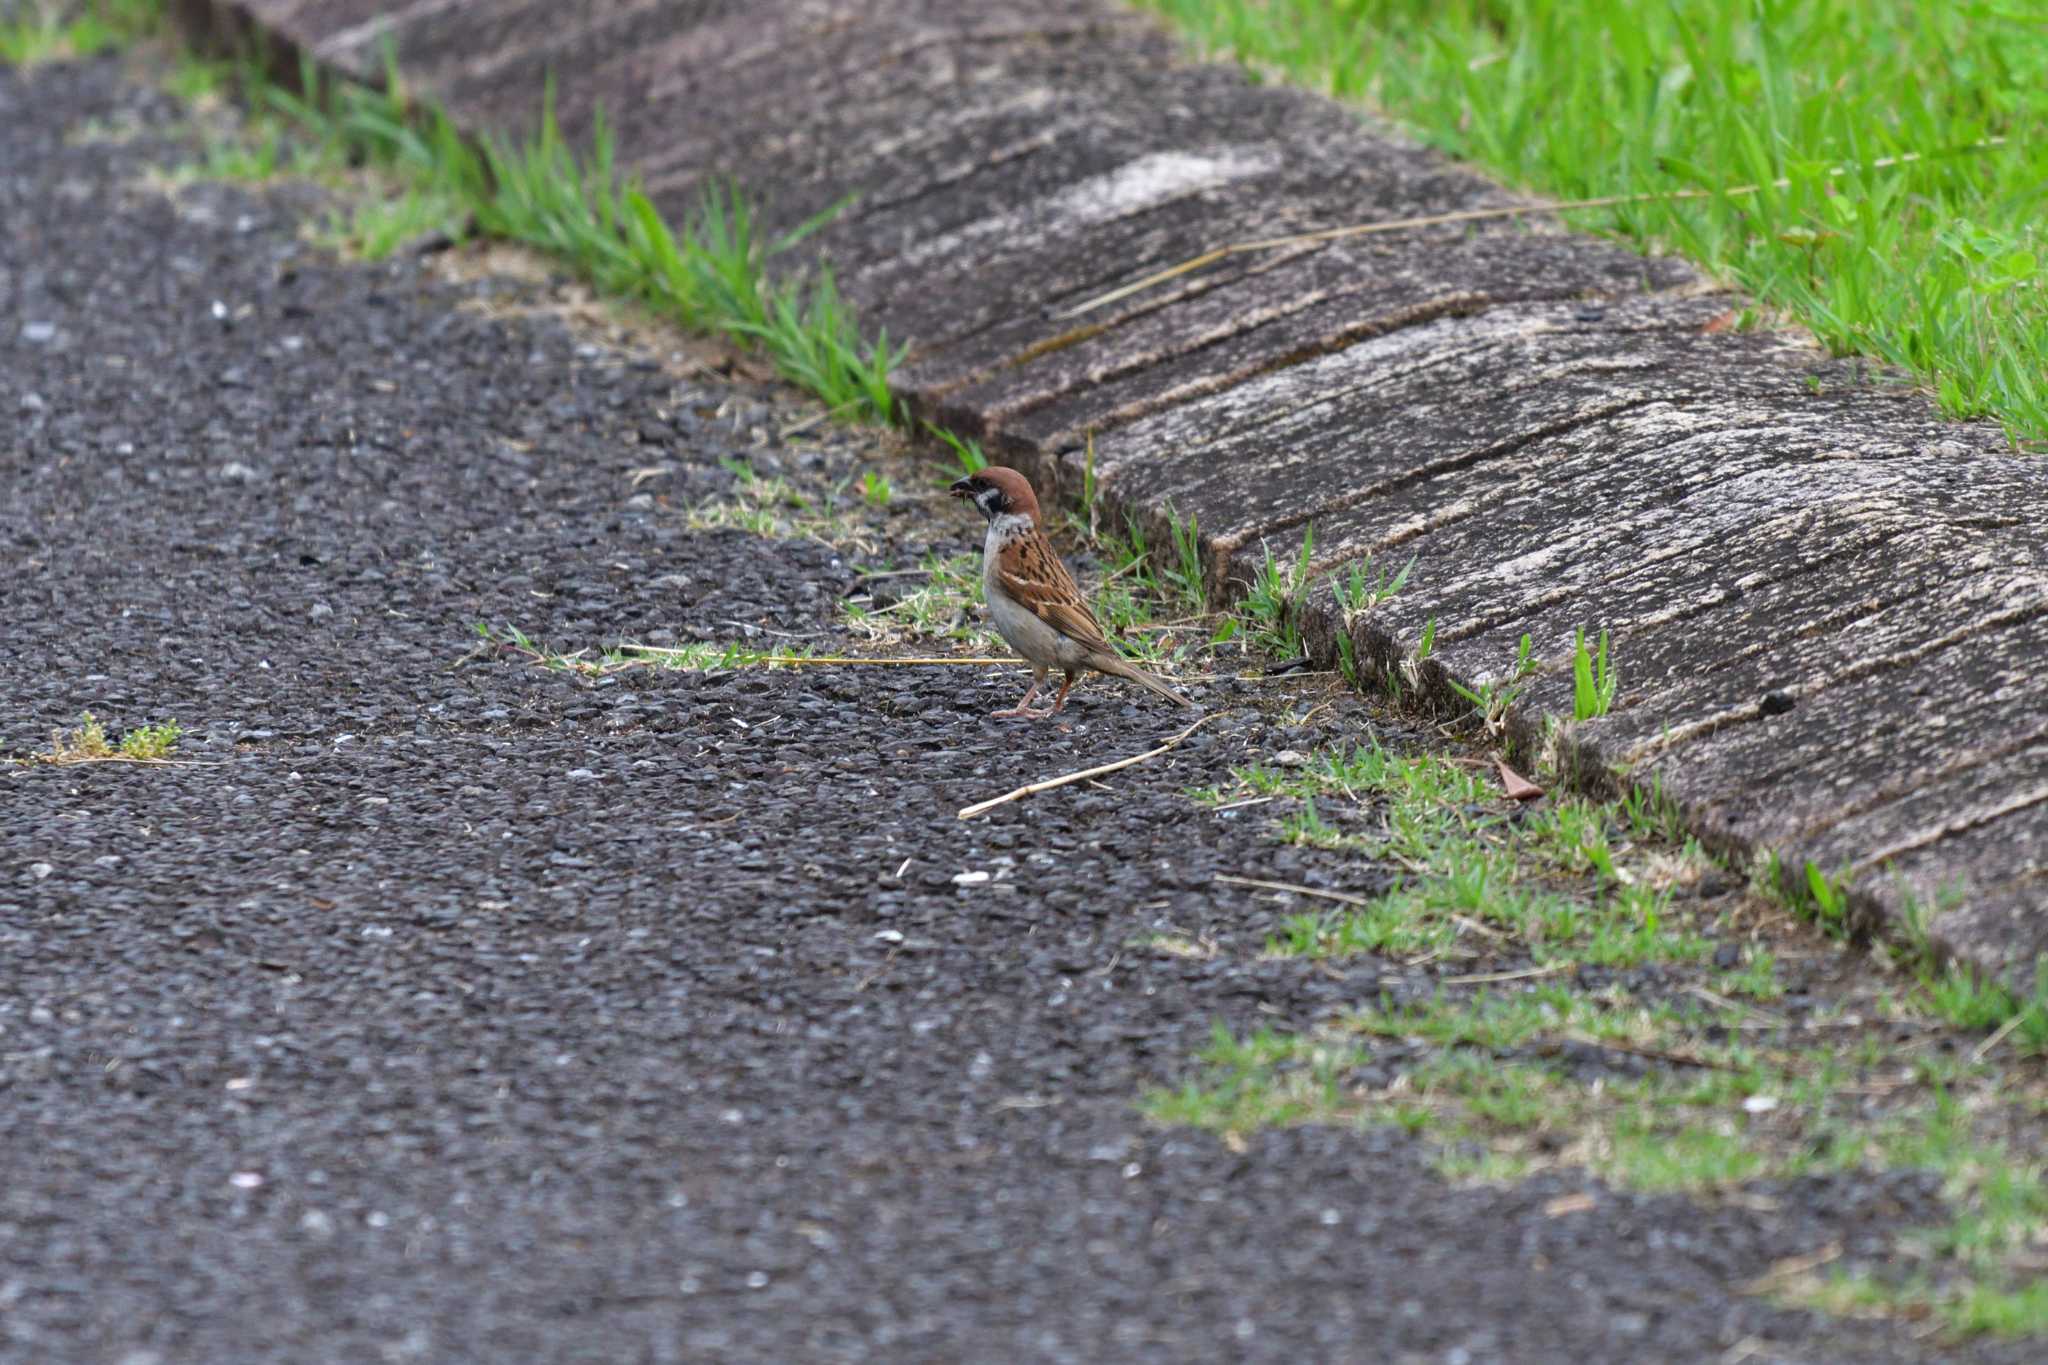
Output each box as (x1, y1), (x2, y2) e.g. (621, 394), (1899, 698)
(983, 512), (1035, 585)
(985, 511), (1033, 546)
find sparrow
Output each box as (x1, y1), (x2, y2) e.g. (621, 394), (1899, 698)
(950, 465), (1195, 719)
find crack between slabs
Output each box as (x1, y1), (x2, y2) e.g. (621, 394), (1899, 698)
(877, 18), (1160, 65)
(857, 181), (1307, 363)
(981, 275), (1676, 434)
(1435, 509), (1917, 654)
(1042, 291), (1503, 450)
(896, 253), (1295, 408)
(1068, 304), (1745, 490)
(640, 8), (894, 103)
(1206, 394), (1670, 575)
(1620, 595), (2048, 767)
(312, 0), (470, 64)
(986, 280), (1485, 425)
(633, 11), (1094, 187)
(440, 0), (682, 87)
(913, 225), (1721, 423)
(1130, 335), (1498, 461)
(981, 247), (1339, 389)
(826, 128), (1072, 230)
(638, 91), (1071, 201)
(1397, 404), (2007, 657)
(906, 242), (1329, 402)
(1850, 780), (2048, 877)
(1790, 716), (2048, 855)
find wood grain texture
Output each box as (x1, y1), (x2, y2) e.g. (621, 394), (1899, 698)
(197, 0), (2048, 983)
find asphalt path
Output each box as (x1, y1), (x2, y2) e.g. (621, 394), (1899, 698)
(1, 50), (2033, 1365)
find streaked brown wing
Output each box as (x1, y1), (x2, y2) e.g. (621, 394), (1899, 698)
(999, 534), (1115, 654)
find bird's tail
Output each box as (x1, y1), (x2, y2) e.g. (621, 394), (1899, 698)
(1095, 652), (1197, 709)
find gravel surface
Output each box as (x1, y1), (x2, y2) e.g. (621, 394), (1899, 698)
(2, 51), (2036, 1365)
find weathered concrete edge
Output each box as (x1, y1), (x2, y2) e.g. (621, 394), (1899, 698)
(167, 0), (2044, 990)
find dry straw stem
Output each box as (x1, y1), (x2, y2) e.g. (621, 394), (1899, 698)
(1970, 1007), (2030, 1064)
(741, 654), (1020, 666)
(28, 754), (211, 767)
(1737, 1240), (1843, 1296)
(1212, 872), (1376, 905)
(1438, 963), (1569, 987)
(1056, 139), (2008, 319)
(603, 648), (1024, 668)
(1552, 1031), (1742, 1073)
(958, 713), (1215, 819)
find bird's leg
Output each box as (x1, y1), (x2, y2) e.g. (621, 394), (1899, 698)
(990, 681), (1039, 717)
(992, 668), (1054, 719)
(1047, 670), (1079, 715)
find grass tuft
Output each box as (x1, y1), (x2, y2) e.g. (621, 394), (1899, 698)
(1919, 958), (2048, 1056)
(474, 622), (819, 675)
(1162, 504), (1206, 615)
(1569, 626), (1616, 721)
(1141, 0), (2048, 447)
(1, 0), (157, 66)
(317, 184), (468, 259)
(167, 48), (905, 427)
(38, 712), (182, 763)
(929, 424), (989, 479)
(1148, 990), (2048, 1336)
(1238, 527), (1316, 658)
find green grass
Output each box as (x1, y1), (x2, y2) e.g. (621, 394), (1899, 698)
(1330, 552), (1414, 621)
(1, 0), (157, 66)
(1162, 506), (1207, 615)
(1146, 989), (2048, 1336)
(1139, 0), (2048, 449)
(166, 48), (234, 102)
(1318, 549), (1427, 696)
(1238, 526), (1317, 658)
(1785, 1092), (2048, 1336)
(35, 711), (182, 762)
(473, 623), (820, 675)
(1149, 786), (2048, 1338)
(1919, 958), (2048, 1054)
(681, 457), (876, 547)
(1224, 738), (2048, 1050)
(1143, 992), (1789, 1181)
(1165, 729), (2048, 1337)
(842, 550), (993, 649)
(170, 120), (325, 182)
(1813, 1270), (2048, 1340)
(147, 40), (907, 427)
(1755, 856), (2048, 1057)
(1570, 626), (1617, 721)
(1947, 1278), (2048, 1337)
(1069, 511), (1211, 670)
(317, 184), (469, 259)
(1202, 741), (1716, 969)
(929, 424), (989, 479)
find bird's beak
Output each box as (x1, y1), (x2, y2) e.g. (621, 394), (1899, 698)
(948, 478), (974, 499)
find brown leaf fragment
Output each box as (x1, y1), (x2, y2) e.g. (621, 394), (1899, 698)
(1543, 1192), (1597, 1217)
(1739, 1240), (1843, 1294)
(1496, 759), (1545, 802)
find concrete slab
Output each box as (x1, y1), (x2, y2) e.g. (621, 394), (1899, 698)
(179, 0), (2048, 983)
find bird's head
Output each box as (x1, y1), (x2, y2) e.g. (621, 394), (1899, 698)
(949, 465), (1041, 525)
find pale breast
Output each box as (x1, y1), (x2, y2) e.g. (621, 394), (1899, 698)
(983, 520), (1093, 670)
